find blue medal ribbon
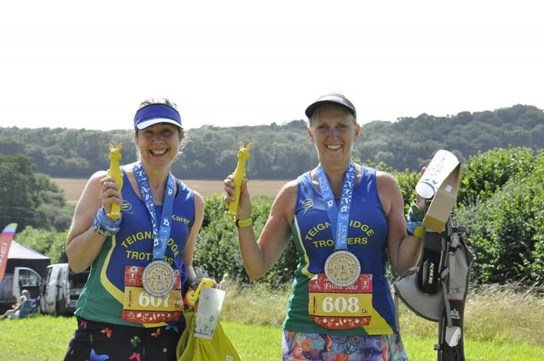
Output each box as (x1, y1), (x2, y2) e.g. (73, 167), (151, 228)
(316, 161), (356, 251)
(134, 163), (176, 260)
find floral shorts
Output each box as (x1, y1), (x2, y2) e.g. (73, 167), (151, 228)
(282, 330), (408, 361)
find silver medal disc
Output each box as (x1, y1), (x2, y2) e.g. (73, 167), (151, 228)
(324, 250), (361, 287)
(142, 260), (176, 298)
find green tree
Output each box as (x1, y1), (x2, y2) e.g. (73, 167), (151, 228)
(15, 227), (69, 263)
(458, 147), (535, 205)
(0, 154), (69, 232)
(0, 154), (40, 230)
(455, 148), (544, 285)
(194, 195), (296, 287)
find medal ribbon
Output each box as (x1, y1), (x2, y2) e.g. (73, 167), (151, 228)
(134, 163), (176, 260)
(316, 161), (356, 251)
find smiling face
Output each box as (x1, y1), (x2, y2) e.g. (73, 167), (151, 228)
(308, 105), (360, 167)
(135, 123), (184, 169)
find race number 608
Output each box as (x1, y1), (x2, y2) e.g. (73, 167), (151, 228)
(321, 296), (359, 313)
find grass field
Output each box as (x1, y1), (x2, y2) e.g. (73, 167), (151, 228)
(46, 179), (544, 359)
(2, 316), (543, 361)
(53, 178), (287, 204)
(0, 284), (543, 361)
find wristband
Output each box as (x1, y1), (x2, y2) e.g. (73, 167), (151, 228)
(91, 208), (122, 237)
(406, 201), (424, 239)
(235, 217), (253, 228)
(407, 220), (424, 239)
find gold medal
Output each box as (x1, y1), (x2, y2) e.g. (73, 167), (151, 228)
(142, 260), (176, 298)
(324, 250), (361, 287)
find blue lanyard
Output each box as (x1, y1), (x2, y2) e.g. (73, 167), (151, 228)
(316, 161), (356, 251)
(134, 163), (176, 260)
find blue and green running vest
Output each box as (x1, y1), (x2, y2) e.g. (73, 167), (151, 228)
(75, 172), (195, 327)
(284, 166), (397, 335)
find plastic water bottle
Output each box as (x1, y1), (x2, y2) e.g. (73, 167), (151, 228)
(416, 150), (459, 199)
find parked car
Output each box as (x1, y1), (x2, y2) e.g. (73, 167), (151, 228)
(41, 263), (89, 316)
(0, 267), (42, 313)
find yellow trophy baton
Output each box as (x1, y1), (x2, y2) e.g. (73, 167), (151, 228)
(226, 142), (252, 222)
(184, 277), (215, 308)
(107, 143), (123, 220)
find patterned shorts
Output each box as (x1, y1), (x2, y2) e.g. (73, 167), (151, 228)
(282, 330), (408, 361)
(63, 317), (183, 361)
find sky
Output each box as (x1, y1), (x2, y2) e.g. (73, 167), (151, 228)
(1, 0), (543, 131)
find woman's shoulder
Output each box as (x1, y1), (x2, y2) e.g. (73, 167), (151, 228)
(82, 170), (109, 190)
(375, 169), (395, 180)
(277, 179), (299, 195)
(271, 179), (299, 205)
(174, 177), (203, 203)
(269, 179), (298, 220)
(89, 169), (108, 179)
(375, 170), (401, 194)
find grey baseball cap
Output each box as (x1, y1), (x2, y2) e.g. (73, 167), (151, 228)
(305, 93), (357, 119)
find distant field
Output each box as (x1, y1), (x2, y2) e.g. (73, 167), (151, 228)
(53, 178), (287, 203)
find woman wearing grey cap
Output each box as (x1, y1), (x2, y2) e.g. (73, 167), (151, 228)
(63, 98), (205, 361)
(224, 93), (423, 360)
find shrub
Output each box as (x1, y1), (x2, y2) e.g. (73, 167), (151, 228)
(16, 227), (68, 263)
(194, 195), (296, 287)
(455, 152), (544, 285)
(459, 146), (535, 205)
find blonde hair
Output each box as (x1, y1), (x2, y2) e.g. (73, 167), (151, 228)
(137, 97), (179, 111)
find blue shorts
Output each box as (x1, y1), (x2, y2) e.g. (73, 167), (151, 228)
(282, 330), (408, 361)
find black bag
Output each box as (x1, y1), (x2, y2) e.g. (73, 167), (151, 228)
(394, 218), (474, 361)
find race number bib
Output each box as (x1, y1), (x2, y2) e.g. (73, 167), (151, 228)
(121, 265), (183, 324)
(308, 273), (374, 330)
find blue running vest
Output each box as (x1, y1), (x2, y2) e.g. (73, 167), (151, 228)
(284, 166), (398, 335)
(75, 171), (195, 327)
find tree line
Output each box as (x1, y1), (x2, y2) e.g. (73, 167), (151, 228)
(1, 104), (543, 179)
(194, 146), (544, 288)
(2, 103), (544, 288)
(3, 146), (544, 288)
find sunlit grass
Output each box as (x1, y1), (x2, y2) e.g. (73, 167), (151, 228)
(222, 282), (544, 345)
(0, 284), (542, 360)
